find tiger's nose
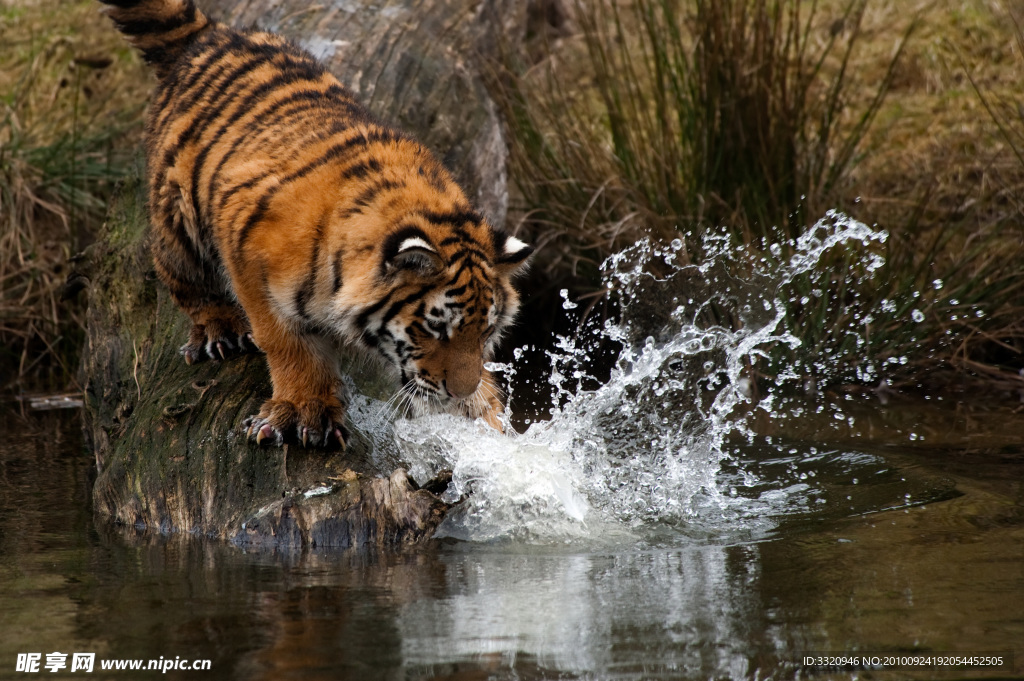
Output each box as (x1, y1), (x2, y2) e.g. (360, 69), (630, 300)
(444, 363), (482, 400)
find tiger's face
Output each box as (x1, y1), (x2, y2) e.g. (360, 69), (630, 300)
(351, 218), (532, 413)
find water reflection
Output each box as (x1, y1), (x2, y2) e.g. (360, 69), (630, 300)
(398, 545), (760, 678)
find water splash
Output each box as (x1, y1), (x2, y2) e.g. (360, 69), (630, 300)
(394, 212), (891, 542)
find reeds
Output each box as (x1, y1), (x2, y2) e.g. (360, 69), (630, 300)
(499, 0), (909, 264)
(799, 4), (1024, 389)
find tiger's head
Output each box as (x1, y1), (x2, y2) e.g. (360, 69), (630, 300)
(353, 210), (533, 418)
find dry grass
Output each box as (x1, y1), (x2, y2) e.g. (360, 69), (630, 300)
(832, 0), (1024, 385)
(495, 0), (914, 280)
(495, 0), (1024, 390)
(0, 0), (149, 389)
(848, 1), (1022, 214)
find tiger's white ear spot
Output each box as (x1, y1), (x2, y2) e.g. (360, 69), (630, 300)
(504, 236), (528, 256)
(496, 233), (534, 266)
(398, 236), (436, 254)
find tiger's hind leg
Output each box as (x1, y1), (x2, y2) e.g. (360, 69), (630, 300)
(150, 179), (258, 365)
(179, 303), (258, 364)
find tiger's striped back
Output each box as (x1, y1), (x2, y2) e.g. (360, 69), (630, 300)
(101, 0), (533, 447)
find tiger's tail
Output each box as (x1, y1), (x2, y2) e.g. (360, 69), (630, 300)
(99, 0), (212, 77)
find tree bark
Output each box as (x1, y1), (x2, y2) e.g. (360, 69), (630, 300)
(81, 0), (535, 549)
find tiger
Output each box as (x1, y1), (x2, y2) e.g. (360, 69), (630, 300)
(99, 0), (533, 448)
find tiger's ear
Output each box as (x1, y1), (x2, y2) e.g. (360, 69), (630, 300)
(384, 231), (443, 276)
(493, 230), (534, 273)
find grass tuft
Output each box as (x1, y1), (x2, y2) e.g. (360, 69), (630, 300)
(497, 0), (911, 263)
(0, 0), (148, 389)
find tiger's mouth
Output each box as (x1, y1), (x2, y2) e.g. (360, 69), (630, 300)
(394, 367), (500, 428)
(396, 364), (487, 417)
(405, 372), (483, 411)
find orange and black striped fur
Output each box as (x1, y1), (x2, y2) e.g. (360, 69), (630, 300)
(101, 0), (533, 448)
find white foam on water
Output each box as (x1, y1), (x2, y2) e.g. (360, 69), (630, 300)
(391, 212), (889, 543)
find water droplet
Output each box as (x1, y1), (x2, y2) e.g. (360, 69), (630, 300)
(911, 309), (925, 323)
(559, 288), (578, 310)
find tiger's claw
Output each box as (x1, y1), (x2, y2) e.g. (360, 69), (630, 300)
(256, 424), (276, 445)
(243, 397), (347, 450)
(237, 332), (259, 353)
(180, 319), (259, 366)
(242, 415), (283, 447)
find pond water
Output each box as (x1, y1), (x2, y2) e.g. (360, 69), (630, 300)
(2, 215), (1022, 680)
(1, 400), (1021, 680)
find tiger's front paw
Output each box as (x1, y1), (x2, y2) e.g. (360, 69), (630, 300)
(181, 319), (258, 365)
(242, 397), (348, 449)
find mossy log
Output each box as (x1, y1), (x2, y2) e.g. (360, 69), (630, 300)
(80, 0), (548, 549)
